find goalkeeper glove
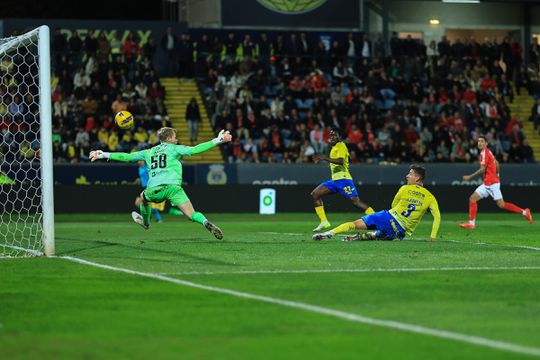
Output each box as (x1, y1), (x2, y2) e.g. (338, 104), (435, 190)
(213, 129), (232, 145)
(89, 150), (110, 162)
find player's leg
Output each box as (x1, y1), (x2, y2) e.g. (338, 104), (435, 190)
(349, 196), (375, 214)
(494, 192), (532, 224)
(312, 218), (363, 240)
(171, 186), (223, 240)
(177, 200), (223, 240)
(460, 187), (484, 229)
(311, 182), (334, 231)
(132, 190), (151, 230)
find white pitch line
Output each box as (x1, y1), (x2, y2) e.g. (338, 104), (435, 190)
(59, 255), (540, 358)
(159, 266), (540, 276)
(443, 239), (540, 251)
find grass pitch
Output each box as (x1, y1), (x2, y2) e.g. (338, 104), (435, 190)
(1, 213), (540, 359)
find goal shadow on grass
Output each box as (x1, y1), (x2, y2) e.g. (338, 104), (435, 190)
(56, 237), (239, 267)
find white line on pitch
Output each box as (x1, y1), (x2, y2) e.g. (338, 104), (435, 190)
(159, 266), (540, 276)
(443, 239), (540, 251)
(59, 255), (540, 358)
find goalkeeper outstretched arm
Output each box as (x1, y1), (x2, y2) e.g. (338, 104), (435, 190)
(89, 129), (232, 162)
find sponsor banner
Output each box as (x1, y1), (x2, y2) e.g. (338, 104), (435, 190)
(221, 0), (360, 29)
(237, 164), (540, 186)
(40, 164), (196, 185)
(259, 188), (276, 215)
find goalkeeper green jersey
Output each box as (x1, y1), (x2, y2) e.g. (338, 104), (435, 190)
(108, 141), (215, 188)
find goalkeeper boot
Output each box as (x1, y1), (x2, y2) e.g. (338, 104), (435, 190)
(313, 221), (331, 232)
(131, 211), (149, 230)
(204, 221), (223, 240)
(312, 231), (334, 241)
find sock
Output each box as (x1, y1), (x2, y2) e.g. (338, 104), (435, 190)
(365, 207), (375, 215)
(191, 211), (207, 225)
(503, 202), (524, 215)
(151, 208), (162, 222)
(140, 203), (151, 226)
(330, 222), (356, 234)
(469, 201), (477, 224)
(315, 205), (328, 223)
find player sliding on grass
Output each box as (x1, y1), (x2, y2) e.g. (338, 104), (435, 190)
(459, 135), (532, 229)
(311, 128), (375, 232)
(313, 165), (441, 242)
(89, 127), (232, 239)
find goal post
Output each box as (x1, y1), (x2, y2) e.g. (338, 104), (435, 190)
(0, 25), (55, 257)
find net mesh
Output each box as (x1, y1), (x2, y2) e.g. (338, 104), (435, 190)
(0, 29), (45, 257)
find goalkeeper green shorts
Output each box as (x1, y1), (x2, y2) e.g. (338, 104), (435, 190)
(143, 184), (190, 207)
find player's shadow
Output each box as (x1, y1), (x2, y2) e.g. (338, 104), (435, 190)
(56, 237), (238, 267)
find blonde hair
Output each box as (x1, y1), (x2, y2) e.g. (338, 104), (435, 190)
(157, 127), (176, 143)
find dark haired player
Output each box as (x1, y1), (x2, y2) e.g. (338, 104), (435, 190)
(311, 128), (374, 232)
(313, 165), (441, 242)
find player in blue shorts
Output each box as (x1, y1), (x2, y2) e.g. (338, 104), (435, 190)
(313, 165), (441, 242)
(135, 161), (163, 223)
(311, 128), (375, 232)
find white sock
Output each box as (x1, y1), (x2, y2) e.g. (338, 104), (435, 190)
(470, 220), (476, 225)
(522, 210), (527, 216)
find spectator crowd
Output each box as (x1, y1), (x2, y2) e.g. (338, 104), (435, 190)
(188, 31), (538, 164)
(1, 27), (539, 165)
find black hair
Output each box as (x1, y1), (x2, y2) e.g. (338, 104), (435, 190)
(331, 127), (343, 139)
(410, 164), (426, 181)
(478, 135), (487, 141)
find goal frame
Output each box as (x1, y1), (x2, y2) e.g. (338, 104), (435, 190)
(0, 25), (55, 256)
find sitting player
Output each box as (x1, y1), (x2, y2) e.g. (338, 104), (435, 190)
(90, 127), (232, 239)
(311, 128), (374, 232)
(460, 135), (532, 228)
(312, 165), (440, 242)
(135, 160), (163, 223)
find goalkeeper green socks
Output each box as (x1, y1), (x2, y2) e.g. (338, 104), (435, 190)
(191, 211), (207, 225)
(140, 203), (152, 226)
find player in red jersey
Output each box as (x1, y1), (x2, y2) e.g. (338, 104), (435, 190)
(459, 135), (533, 229)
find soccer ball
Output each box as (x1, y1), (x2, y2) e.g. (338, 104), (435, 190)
(115, 111), (134, 129)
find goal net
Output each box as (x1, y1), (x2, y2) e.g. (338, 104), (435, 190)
(0, 26), (55, 257)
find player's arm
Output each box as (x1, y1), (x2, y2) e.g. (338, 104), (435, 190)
(314, 143), (345, 165)
(462, 165), (485, 181)
(313, 155), (344, 165)
(181, 130), (232, 156)
(428, 197), (441, 242)
(495, 160), (500, 177)
(89, 149), (146, 162)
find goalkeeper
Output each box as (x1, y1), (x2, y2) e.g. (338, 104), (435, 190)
(90, 127), (232, 239)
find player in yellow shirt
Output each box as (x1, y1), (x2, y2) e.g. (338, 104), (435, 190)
(311, 128), (374, 232)
(312, 165), (441, 241)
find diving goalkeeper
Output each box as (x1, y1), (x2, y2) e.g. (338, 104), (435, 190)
(89, 127), (232, 239)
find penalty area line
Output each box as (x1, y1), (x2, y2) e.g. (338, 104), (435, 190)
(59, 255), (540, 358)
(159, 266), (540, 276)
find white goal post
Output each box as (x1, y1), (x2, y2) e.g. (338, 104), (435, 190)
(0, 26), (55, 257)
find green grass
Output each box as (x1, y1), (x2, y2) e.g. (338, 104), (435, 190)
(1, 213), (540, 359)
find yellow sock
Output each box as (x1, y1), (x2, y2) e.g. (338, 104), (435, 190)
(331, 222), (357, 234)
(365, 207), (375, 215)
(315, 205), (328, 223)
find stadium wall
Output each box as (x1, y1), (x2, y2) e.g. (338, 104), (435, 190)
(53, 184), (538, 214)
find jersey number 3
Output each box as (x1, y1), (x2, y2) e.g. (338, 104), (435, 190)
(150, 154), (167, 170)
(401, 204), (416, 218)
